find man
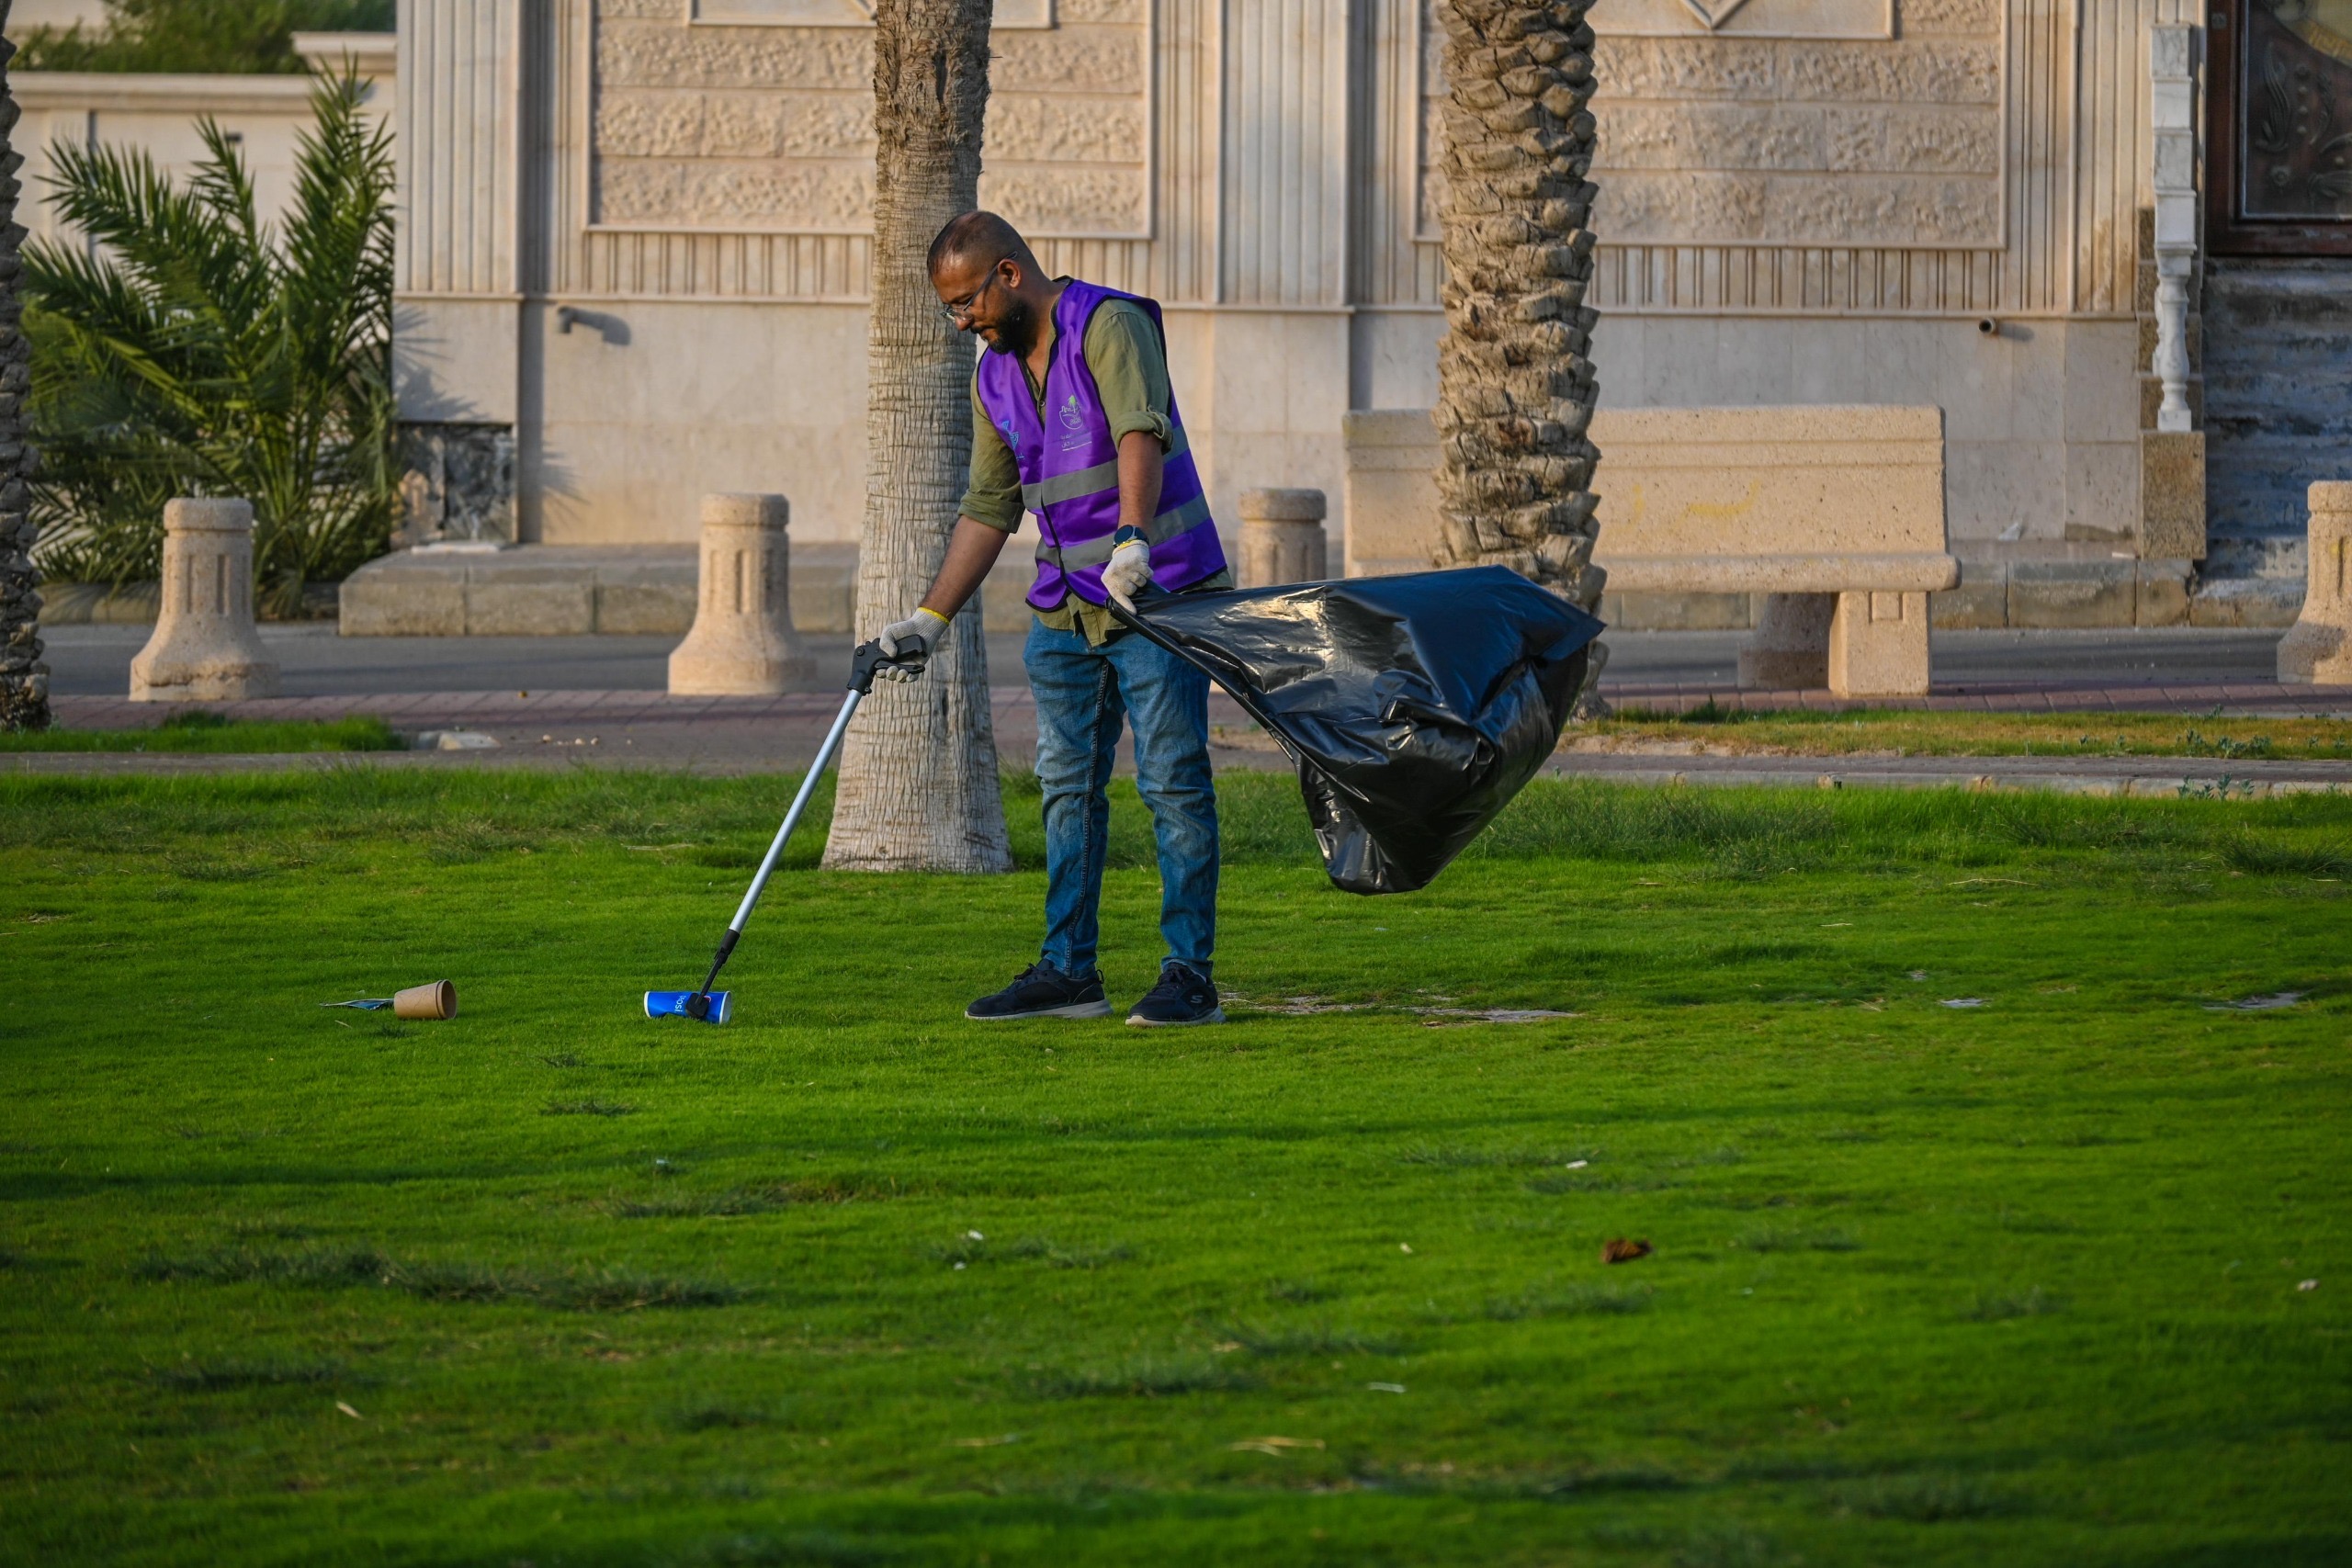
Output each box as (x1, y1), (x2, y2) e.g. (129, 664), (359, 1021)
(875, 211), (1229, 1028)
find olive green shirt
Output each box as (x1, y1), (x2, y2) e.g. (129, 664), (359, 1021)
(959, 294), (1228, 646)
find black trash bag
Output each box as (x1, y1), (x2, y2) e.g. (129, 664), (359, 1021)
(1122, 566), (1604, 895)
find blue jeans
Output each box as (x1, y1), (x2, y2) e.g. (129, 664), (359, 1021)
(1024, 615), (1218, 978)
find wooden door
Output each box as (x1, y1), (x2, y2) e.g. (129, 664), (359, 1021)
(2210, 0), (2352, 254)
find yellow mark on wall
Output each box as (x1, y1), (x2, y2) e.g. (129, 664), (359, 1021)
(1680, 479), (1760, 523)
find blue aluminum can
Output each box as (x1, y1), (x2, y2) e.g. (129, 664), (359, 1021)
(643, 989), (731, 1024)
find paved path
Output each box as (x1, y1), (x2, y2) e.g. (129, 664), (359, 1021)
(39, 624), (2301, 697)
(15, 723), (2347, 795)
(22, 623), (2350, 790)
(23, 680), (2352, 794)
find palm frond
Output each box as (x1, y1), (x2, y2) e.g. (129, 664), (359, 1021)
(38, 141), (268, 329)
(189, 117), (270, 259)
(26, 75), (401, 601)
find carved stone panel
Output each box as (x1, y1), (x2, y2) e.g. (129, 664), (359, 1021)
(594, 1), (1148, 236)
(687, 0), (1052, 26)
(1419, 0), (2003, 254)
(1599, 0), (1891, 39)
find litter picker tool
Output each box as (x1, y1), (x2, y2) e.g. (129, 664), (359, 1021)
(647, 637), (915, 1024)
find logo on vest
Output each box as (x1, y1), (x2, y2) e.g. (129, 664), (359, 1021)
(1056, 395), (1091, 452)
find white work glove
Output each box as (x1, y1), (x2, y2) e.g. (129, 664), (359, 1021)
(1102, 533), (1152, 612)
(875, 606), (948, 682)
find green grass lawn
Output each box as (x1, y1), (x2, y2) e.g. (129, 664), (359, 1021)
(0, 711), (402, 753)
(3, 770), (2348, 1566)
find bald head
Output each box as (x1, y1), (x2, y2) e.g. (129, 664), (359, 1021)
(928, 210), (1037, 279)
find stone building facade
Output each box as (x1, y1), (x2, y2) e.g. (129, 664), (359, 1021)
(386, 0), (2349, 627)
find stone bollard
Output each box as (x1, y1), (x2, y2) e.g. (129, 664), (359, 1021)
(668, 492), (812, 694)
(129, 499), (280, 702)
(2278, 481), (2352, 683)
(1236, 488), (1329, 589)
(1738, 592), (1835, 689)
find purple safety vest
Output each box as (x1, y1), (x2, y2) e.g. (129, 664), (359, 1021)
(974, 278), (1227, 612)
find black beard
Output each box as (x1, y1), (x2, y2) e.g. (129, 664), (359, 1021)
(987, 296), (1038, 358)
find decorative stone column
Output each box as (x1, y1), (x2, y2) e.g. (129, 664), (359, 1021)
(1738, 592), (1834, 689)
(2149, 26), (2199, 437)
(668, 493), (811, 695)
(2139, 25), (2207, 565)
(1236, 488), (1329, 589)
(2278, 482), (2352, 683)
(129, 500), (279, 702)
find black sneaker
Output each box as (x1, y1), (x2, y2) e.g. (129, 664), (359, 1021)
(966, 962), (1112, 1021)
(1126, 962), (1225, 1028)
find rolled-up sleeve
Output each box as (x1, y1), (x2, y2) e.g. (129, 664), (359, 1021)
(1085, 301), (1174, 449)
(957, 377), (1024, 533)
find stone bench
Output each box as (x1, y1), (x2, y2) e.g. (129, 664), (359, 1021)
(1342, 403), (1959, 697)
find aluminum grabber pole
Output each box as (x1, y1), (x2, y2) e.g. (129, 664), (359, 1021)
(682, 637), (910, 1021)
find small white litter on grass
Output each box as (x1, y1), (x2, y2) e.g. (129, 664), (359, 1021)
(1229, 1436), (1324, 1453)
(1367, 1382), (1407, 1394)
(2299, 1280), (2320, 1292)
(1939, 998), (1986, 1009)
(335, 1402), (363, 1420)
(967, 1230), (985, 1240)
(1563, 1159), (1589, 1170)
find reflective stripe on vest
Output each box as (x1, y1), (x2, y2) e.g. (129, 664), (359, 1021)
(1034, 491), (1215, 570)
(1018, 423), (1194, 513)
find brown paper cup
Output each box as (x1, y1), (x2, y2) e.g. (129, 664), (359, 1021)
(392, 980), (458, 1021)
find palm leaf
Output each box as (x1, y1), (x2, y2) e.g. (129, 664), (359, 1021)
(26, 74), (400, 604)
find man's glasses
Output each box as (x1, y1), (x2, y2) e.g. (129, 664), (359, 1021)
(937, 277), (989, 325)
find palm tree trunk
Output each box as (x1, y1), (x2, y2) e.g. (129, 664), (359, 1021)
(823, 0), (1012, 872)
(1432, 0), (1607, 713)
(0, 2), (47, 732)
